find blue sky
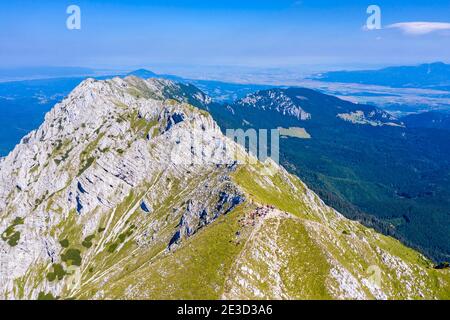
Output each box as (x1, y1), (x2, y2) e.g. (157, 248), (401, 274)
(1, 0), (449, 70)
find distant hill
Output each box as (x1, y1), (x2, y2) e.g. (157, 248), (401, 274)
(312, 62), (450, 90)
(126, 69), (158, 78)
(228, 87), (403, 127)
(401, 111), (450, 131)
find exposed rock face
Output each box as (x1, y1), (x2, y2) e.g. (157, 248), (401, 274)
(0, 76), (241, 299)
(232, 87), (404, 127)
(0, 77), (448, 300)
(337, 110), (402, 127)
(236, 90), (312, 121)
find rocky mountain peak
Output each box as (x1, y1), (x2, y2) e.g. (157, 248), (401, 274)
(0, 77), (448, 300)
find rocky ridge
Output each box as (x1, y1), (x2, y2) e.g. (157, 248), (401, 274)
(0, 77), (448, 300)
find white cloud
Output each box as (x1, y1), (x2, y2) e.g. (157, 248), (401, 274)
(387, 22), (450, 35)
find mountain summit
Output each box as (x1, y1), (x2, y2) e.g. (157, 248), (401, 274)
(126, 69), (158, 79)
(0, 77), (448, 300)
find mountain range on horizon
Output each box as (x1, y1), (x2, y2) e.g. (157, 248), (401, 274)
(312, 62), (450, 91)
(0, 61), (448, 89)
(0, 76), (449, 300)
